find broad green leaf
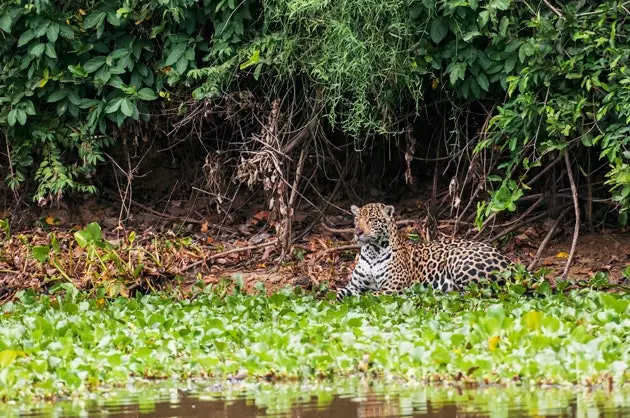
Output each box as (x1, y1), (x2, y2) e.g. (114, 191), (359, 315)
(449, 62), (466, 85)
(86, 222), (102, 241)
(120, 98), (134, 117)
(31, 245), (50, 263)
(476, 73), (489, 91)
(30, 43), (45, 57)
(109, 48), (129, 60)
(504, 55), (517, 73)
(7, 109), (17, 126)
(523, 310), (542, 331)
(164, 43), (187, 67)
(430, 18), (448, 44)
(58, 24), (74, 40)
(46, 23), (60, 43)
(74, 229), (90, 248)
(491, 0), (511, 10)
(0, 13), (12, 33)
(0, 350), (19, 368)
(47, 89), (69, 103)
(105, 97), (123, 114)
(175, 56), (188, 74)
(17, 30), (35, 47)
(137, 88), (157, 101)
(16, 109), (26, 125)
(68, 65), (88, 78)
(44, 44), (57, 59)
(84, 56), (107, 73)
(83, 11), (107, 29)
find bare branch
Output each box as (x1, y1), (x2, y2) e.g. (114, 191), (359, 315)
(562, 152), (580, 281)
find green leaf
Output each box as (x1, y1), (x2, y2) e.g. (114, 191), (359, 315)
(430, 18), (448, 44)
(120, 98), (134, 117)
(109, 48), (129, 60)
(504, 55), (517, 73)
(164, 43), (187, 67)
(105, 98), (122, 114)
(7, 109), (17, 126)
(0, 350), (19, 368)
(137, 88), (157, 101)
(74, 229), (90, 248)
(46, 23), (60, 43)
(17, 30), (35, 47)
(86, 222), (102, 241)
(58, 24), (74, 40)
(449, 62), (466, 85)
(68, 65), (88, 78)
(523, 310), (542, 331)
(0, 13), (12, 33)
(175, 56), (188, 74)
(476, 73), (489, 91)
(84, 56), (107, 73)
(239, 50), (260, 70)
(44, 44), (57, 59)
(491, 0), (511, 11)
(83, 11), (107, 29)
(30, 43), (45, 57)
(106, 11), (121, 26)
(31, 245), (50, 263)
(16, 109), (26, 125)
(23, 101), (36, 115)
(47, 90), (69, 103)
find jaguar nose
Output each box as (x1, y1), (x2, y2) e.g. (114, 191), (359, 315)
(354, 226), (363, 236)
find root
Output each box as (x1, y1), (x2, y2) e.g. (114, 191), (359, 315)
(562, 152), (580, 281)
(527, 205), (572, 271)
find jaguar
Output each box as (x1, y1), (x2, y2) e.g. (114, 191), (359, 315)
(336, 202), (513, 300)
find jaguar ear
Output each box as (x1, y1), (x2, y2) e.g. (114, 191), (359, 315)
(383, 205), (395, 218)
(351, 204), (360, 216)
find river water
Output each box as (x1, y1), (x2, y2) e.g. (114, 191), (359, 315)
(7, 380), (630, 417)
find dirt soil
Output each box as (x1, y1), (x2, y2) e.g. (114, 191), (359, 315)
(2, 194), (630, 299)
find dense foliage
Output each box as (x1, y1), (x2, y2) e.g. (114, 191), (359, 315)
(0, 0), (259, 203)
(1, 283), (629, 402)
(1, 0), (630, 227)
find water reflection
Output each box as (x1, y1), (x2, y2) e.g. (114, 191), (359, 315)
(7, 380), (630, 418)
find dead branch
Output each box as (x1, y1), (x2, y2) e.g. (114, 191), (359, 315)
(527, 205), (572, 271)
(525, 153), (565, 189)
(278, 147), (307, 261)
(542, 0), (564, 18)
(210, 239), (278, 261)
(491, 211), (547, 243)
(562, 152), (580, 280)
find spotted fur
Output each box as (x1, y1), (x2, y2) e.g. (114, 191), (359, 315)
(336, 202), (513, 300)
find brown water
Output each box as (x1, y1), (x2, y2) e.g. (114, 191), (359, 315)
(7, 380), (630, 417)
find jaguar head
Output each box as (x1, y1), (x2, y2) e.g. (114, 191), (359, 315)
(350, 202), (396, 246)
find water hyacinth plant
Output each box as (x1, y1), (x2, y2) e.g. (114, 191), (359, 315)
(0, 281), (629, 404)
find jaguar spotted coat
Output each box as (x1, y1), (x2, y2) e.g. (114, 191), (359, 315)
(336, 202), (513, 300)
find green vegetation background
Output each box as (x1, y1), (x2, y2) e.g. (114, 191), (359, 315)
(1, 0), (630, 225)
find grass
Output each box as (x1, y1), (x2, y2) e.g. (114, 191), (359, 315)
(0, 279), (629, 404)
